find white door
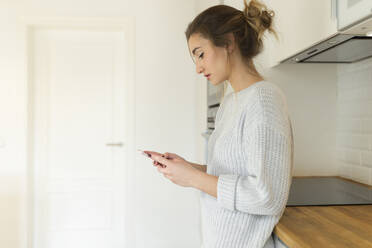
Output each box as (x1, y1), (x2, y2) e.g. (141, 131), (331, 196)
(30, 27), (129, 248)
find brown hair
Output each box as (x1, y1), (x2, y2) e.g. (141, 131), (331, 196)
(185, 0), (277, 102)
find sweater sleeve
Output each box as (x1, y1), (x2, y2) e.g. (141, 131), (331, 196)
(217, 122), (293, 215)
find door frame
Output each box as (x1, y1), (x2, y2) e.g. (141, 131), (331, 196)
(22, 16), (137, 248)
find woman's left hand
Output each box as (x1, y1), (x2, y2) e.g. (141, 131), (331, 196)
(151, 154), (200, 188)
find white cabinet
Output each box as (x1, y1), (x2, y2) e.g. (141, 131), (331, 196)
(337, 0), (372, 30)
(196, 0), (223, 12)
(266, 0), (338, 67)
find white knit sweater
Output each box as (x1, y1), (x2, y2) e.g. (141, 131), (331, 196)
(201, 80), (294, 248)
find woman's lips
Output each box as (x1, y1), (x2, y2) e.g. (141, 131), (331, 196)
(205, 74), (211, 79)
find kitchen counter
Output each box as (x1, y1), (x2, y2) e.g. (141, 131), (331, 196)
(273, 177), (372, 248)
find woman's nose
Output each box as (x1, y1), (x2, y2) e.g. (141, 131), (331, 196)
(196, 65), (204, 74)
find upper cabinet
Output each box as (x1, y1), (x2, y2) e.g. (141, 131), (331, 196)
(196, 0), (224, 12)
(264, 0), (338, 67)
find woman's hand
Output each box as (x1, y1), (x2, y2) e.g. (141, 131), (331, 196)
(143, 150), (167, 167)
(149, 152), (200, 188)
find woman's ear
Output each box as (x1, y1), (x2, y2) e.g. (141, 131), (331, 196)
(226, 33), (235, 54)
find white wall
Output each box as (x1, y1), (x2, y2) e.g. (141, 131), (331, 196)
(0, 0), (202, 247)
(263, 63), (338, 176)
(336, 57), (372, 186)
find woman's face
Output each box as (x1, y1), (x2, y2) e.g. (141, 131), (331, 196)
(187, 33), (230, 85)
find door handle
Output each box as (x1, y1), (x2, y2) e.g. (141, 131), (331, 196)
(106, 142), (124, 147)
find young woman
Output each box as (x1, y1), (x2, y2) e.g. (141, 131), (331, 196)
(145, 0), (294, 247)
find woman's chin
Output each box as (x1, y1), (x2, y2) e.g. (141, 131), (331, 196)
(208, 79), (218, 85)
(210, 80), (224, 86)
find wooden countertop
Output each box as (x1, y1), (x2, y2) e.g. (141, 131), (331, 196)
(274, 205), (372, 247)
(274, 177), (372, 248)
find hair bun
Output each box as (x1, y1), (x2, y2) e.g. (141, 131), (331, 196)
(242, 0), (276, 41)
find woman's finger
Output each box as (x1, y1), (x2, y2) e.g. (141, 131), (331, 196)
(153, 160), (166, 168)
(152, 155), (168, 165)
(157, 165), (168, 173)
(144, 150), (164, 158)
(154, 160), (163, 166)
(164, 152), (177, 159)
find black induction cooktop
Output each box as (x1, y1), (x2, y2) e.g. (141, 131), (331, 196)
(286, 177), (372, 206)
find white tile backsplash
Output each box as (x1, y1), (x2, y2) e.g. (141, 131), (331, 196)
(361, 119), (372, 134)
(351, 165), (371, 185)
(339, 163), (353, 179)
(351, 135), (370, 150)
(336, 118), (361, 133)
(336, 57), (372, 185)
(343, 149), (361, 165)
(361, 151), (372, 168)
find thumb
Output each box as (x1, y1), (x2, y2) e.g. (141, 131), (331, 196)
(164, 152), (185, 161)
(153, 154), (168, 165)
(164, 152), (176, 159)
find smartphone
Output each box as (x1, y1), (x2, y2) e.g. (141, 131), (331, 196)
(137, 149), (151, 158)
(138, 149), (166, 168)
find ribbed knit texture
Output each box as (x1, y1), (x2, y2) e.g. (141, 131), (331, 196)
(201, 80), (294, 248)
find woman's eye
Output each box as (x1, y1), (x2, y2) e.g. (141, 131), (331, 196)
(199, 52), (204, 59)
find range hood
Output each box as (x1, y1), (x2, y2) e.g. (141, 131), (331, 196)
(281, 15), (372, 64)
